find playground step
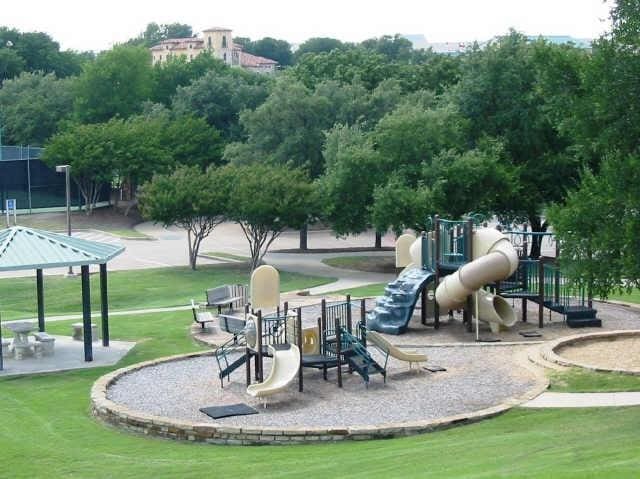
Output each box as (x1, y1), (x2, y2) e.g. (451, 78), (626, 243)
(567, 317), (602, 328)
(564, 307), (598, 320)
(346, 353), (386, 385)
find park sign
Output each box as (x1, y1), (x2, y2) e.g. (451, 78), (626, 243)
(5, 199), (16, 227)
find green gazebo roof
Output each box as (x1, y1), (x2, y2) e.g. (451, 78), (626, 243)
(0, 227), (125, 272)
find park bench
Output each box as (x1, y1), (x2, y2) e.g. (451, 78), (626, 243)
(205, 284), (247, 313)
(191, 300), (216, 330)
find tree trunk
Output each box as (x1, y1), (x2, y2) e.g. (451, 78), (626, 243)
(299, 223), (308, 251)
(528, 215), (548, 259)
(374, 231), (382, 249)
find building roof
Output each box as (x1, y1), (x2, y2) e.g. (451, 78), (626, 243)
(240, 51), (278, 67)
(0, 227), (125, 272)
(203, 27), (232, 32)
(150, 38), (204, 51)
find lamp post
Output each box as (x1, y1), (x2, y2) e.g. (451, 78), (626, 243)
(56, 164), (74, 276)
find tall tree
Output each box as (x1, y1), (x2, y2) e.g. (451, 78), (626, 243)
(453, 31), (581, 238)
(172, 68), (271, 139)
(243, 37), (293, 66)
(319, 124), (383, 235)
(151, 52), (225, 106)
(295, 37), (345, 59)
(219, 164), (316, 270)
(360, 34), (413, 61)
(0, 47), (25, 82)
(42, 123), (117, 214)
(548, 153), (640, 298)
(127, 22), (193, 47)
(0, 72), (75, 145)
(74, 46), (153, 123)
(139, 166), (226, 270)
(0, 27), (88, 79)
(224, 78), (332, 177)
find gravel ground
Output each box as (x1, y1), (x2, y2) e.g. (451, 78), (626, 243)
(389, 300), (640, 346)
(557, 336), (640, 371)
(107, 345), (537, 428)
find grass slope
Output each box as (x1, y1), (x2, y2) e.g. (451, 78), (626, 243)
(1, 311), (640, 478)
(550, 368), (640, 392)
(333, 283), (387, 298)
(0, 265), (334, 321)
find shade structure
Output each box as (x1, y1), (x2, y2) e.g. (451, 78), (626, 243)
(0, 227), (125, 368)
(0, 227), (124, 272)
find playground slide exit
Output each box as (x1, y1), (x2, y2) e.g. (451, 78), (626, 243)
(435, 228), (519, 326)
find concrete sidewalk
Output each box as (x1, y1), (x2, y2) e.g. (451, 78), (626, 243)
(523, 391), (640, 408)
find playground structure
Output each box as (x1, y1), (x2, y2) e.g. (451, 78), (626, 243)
(214, 297), (392, 397)
(368, 216), (600, 336)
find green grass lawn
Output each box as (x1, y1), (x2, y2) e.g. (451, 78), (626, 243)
(0, 264), (334, 321)
(1, 310), (639, 478)
(322, 255), (396, 274)
(606, 288), (640, 304)
(549, 368), (640, 393)
(332, 282), (386, 298)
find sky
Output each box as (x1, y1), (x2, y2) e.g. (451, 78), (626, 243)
(2, 0), (613, 52)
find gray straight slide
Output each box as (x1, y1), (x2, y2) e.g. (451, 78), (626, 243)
(367, 267), (436, 335)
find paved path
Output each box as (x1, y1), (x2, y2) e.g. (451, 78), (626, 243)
(523, 391), (640, 408)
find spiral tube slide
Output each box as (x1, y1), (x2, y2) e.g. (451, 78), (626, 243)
(435, 228), (519, 311)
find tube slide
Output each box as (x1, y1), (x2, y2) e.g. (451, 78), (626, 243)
(435, 228), (519, 328)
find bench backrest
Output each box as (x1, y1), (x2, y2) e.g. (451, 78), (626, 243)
(207, 286), (231, 303)
(219, 315), (246, 334)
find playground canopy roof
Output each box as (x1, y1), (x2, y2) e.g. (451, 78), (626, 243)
(0, 226), (124, 272)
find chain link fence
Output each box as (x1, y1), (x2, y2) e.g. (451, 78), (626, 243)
(0, 145), (110, 213)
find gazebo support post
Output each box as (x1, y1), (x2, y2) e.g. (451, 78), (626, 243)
(100, 263), (109, 347)
(81, 265), (93, 362)
(36, 268), (45, 332)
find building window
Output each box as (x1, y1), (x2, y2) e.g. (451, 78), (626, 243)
(223, 52), (227, 62)
(190, 54), (193, 60)
(189, 44), (192, 49)
(208, 37), (212, 48)
(222, 35), (227, 48)
(159, 54), (162, 60)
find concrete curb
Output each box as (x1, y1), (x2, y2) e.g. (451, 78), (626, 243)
(91, 349), (549, 445)
(540, 329), (640, 375)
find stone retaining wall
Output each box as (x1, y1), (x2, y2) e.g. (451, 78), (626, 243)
(91, 350), (548, 445)
(540, 329), (640, 375)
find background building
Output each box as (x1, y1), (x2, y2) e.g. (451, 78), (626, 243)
(150, 27), (278, 73)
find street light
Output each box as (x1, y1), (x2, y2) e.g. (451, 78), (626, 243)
(56, 164), (74, 276)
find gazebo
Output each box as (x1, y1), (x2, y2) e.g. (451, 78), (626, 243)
(0, 227), (125, 364)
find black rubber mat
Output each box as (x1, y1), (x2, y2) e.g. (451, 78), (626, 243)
(423, 365), (447, 372)
(519, 330), (543, 338)
(200, 403), (258, 419)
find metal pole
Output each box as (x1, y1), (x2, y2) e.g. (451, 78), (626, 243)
(26, 145), (32, 214)
(66, 167), (73, 276)
(297, 308), (303, 392)
(81, 265), (93, 362)
(433, 215), (440, 329)
(100, 263), (109, 347)
(36, 269), (45, 332)
(0, 312), (4, 371)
